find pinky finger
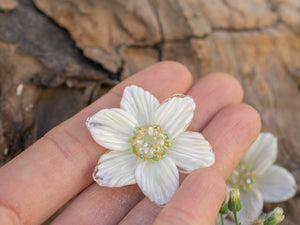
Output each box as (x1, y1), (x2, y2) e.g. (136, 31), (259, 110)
(153, 168), (226, 225)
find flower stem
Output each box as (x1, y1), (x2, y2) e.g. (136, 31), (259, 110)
(220, 214), (224, 225)
(233, 212), (239, 225)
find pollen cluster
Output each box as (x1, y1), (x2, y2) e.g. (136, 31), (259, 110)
(227, 161), (257, 192)
(129, 124), (171, 162)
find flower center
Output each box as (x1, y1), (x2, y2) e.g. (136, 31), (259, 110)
(130, 124), (170, 162)
(227, 161), (256, 192)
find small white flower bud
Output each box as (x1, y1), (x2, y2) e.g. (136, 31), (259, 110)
(219, 193), (229, 214)
(264, 207), (284, 225)
(228, 188), (242, 212)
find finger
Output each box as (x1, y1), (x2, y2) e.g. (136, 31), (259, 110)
(0, 61), (192, 225)
(153, 168), (225, 225)
(153, 104), (261, 225)
(51, 184), (143, 225)
(119, 198), (162, 225)
(188, 72), (243, 131)
(205, 104), (262, 179)
(119, 73), (244, 225)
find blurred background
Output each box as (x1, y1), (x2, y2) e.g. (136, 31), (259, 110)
(0, 0), (299, 224)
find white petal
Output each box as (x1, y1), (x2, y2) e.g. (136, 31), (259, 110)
(215, 216), (235, 225)
(93, 150), (138, 187)
(87, 108), (138, 151)
(120, 85), (160, 126)
(256, 165), (296, 202)
(243, 132), (277, 176)
(154, 95), (195, 140)
(135, 157), (179, 205)
(236, 188), (263, 224)
(169, 131), (214, 173)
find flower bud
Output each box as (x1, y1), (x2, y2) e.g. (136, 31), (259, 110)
(228, 188), (242, 212)
(219, 193), (229, 214)
(264, 207), (284, 225)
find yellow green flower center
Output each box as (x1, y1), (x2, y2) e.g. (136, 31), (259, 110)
(129, 124), (170, 162)
(227, 161), (256, 192)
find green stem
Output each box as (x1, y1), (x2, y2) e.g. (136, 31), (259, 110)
(233, 212), (239, 225)
(220, 213), (224, 225)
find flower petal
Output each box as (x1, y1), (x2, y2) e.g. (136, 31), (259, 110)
(243, 132), (277, 176)
(236, 188), (263, 224)
(86, 108), (138, 151)
(135, 157), (179, 205)
(256, 165), (297, 202)
(153, 95), (195, 140)
(169, 131), (214, 173)
(93, 150), (138, 187)
(214, 216), (235, 225)
(120, 85), (160, 126)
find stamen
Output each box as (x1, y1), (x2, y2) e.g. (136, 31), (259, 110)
(130, 124), (170, 161)
(227, 161), (257, 192)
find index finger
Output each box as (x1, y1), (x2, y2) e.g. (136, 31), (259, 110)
(0, 62), (192, 225)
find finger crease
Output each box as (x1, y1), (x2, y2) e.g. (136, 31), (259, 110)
(108, 89), (123, 100)
(43, 129), (93, 169)
(0, 203), (22, 225)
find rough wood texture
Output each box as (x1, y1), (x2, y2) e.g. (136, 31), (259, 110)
(1, 0), (299, 224)
(0, 0), (112, 165)
(0, 0), (18, 12)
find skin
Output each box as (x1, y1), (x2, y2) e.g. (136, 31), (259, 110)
(0, 61), (261, 225)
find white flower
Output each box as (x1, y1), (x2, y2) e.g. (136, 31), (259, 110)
(226, 133), (297, 224)
(215, 216), (235, 225)
(86, 85), (215, 205)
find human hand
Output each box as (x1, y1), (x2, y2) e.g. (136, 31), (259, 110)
(0, 62), (261, 225)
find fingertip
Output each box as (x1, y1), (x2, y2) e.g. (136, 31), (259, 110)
(188, 72), (244, 131)
(112, 61), (193, 101)
(153, 61), (193, 84)
(238, 103), (262, 141)
(202, 72), (244, 103)
(222, 104), (261, 144)
(149, 61), (193, 96)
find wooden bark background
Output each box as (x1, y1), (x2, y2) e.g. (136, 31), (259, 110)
(0, 0), (299, 224)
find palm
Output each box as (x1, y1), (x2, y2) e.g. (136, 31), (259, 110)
(0, 62), (260, 225)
